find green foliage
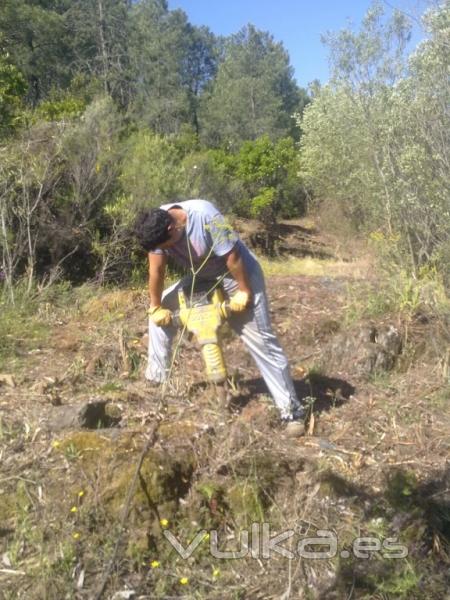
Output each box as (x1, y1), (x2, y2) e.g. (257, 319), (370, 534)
(236, 135), (305, 222)
(299, 2), (450, 280)
(178, 135), (305, 229)
(238, 136), (298, 182)
(0, 96), (125, 290)
(344, 263), (450, 328)
(0, 119), (67, 294)
(129, 1), (206, 133)
(249, 187), (277, 222)
(0, 281), (75, 367)
(0, 0), (72, 105)
(35, 96), (86, 122)
(0, 49), (26, 134)
(180, 149), (241, 211)
(200, 24), (302, 147)
(65, 0), (132, 107)
(183, 25), (219, 133)
(376, 562), (421, 597)
(237, 136), (289, 186)
(0, 0), (304, 144)
(120, 130), (186, 206)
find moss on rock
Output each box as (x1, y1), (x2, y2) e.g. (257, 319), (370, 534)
(227, 481), (265, 526)
(102, 448), (195, 519)
(52, 430), (196, 532)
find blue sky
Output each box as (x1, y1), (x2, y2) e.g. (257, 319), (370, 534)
(169, 0), (428, 87)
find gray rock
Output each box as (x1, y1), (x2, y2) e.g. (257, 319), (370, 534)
(325, 324), (402, 377)
(47, 399), (121, 431)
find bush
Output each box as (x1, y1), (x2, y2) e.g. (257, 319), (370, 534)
(298, 3), (450, 281)
(120, 130), (187, 207)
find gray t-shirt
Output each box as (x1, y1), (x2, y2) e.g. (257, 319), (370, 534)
(151, 199), (252, 279)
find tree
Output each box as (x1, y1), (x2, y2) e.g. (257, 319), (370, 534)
(129, 0), (192, 133)
(182, 25), (218, 135)
(0, 121), (66, 298)
(299, 1), (450, 277)
(236, 135), (304, 252)
(0, 0), (73, 105)
(200, 24), (301, 147)
(0, 96), (124, 294)
(120, 130), (186, 205)
(65, 0), (133, 108)
(0, 47), (27, 135)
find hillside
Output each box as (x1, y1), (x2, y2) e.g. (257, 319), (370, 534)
(0, 220), (449, 599)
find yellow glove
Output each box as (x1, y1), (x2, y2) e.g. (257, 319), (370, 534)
(148, 305), (172, 326)
(229, 290), (250, 312)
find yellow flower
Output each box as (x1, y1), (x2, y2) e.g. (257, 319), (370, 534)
(203, 532), (210, 542)
(160, 518), (169, 528)
(212, 568), (220, 579)
(78, 490), (85, 498)
(73, 532), (80, 540)
(52, 440), (60, 448)
(179, 577), (189, 585)
(70, 506), (77, 513)
(150, 560), (160, 568)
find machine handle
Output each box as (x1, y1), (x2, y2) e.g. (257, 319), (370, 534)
(171, 301), (230, 326)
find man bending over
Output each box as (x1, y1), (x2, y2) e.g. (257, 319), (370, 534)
(134, 199), (305, 436)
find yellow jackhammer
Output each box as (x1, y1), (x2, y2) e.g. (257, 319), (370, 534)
(173, 282), (230, 383)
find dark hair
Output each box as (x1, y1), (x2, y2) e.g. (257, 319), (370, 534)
(134, 209), (172, 251)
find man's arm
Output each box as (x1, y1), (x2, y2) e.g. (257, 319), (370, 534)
(148, 252), (168, 308)
(225, 246), (252, 299)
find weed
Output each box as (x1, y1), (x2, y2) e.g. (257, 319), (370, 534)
(0, 299), (50, 368)
(366, 516), (388, 538)
(345, 268), (450, 324)
(344, 282), (393, 324)
(0, 281), (97, 368)
(259, 255), (354, 278)
(377, 560), (421, 597)
(65, 356), (86, 381)
(427, 385), (450, 409)
(302, 395), (317, 421)
(367, 369), (393, 389)
(98, 381), (124, 393)
(385, 469), (419, 510)
(306, 364), (325, 383)
(46, 541), (77, 577)
(64, 442), (83, 461)
(127, 347), (142, 376)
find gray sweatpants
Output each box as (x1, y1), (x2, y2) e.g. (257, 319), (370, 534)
(145, 261), (303, 421)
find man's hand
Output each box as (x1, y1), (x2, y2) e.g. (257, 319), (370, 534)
(148, 305), (172, 326)
(229, 290), (250, 312)
(225, 247), (252, 312)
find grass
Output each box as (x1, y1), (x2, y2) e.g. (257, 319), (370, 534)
(376, 561), (421, 597)
(427, 385), (450, 408)
(0, 299), (50, 369)
(344, 268), (450, 325)
(98, 381), (124, 393)
(366, 369), (394, 389)
(0, 282), (101, 370)
(258, 254), (366, 278)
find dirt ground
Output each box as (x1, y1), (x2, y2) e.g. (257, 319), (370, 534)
(0, 220), (449, 599)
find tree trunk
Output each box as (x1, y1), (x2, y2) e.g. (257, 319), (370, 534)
(96, 0), (110, 94)
(0, 203), (15, 304)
